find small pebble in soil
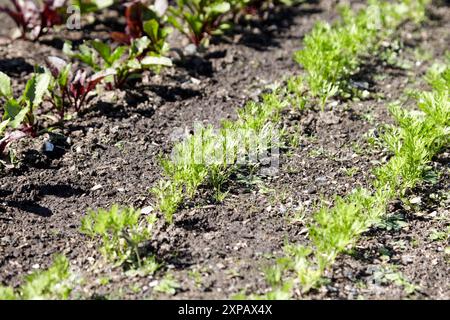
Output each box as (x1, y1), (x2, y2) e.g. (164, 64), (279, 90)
(91, 184), (103, 191)
(410, 196), (422, 204)
(141, 206), (153, 214)
(315, 176), (328, 185)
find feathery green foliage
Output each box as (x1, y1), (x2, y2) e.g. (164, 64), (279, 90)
(0, 255), (72, 300)
(152, 90), (287, 222)
(256, 59), (449, 298)
(294, 0), (429, 109)
(80, 205), (157, 269)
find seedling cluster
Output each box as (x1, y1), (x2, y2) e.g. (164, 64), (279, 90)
(295, 0), (429, 108)
(81, 205), (157, 269)
(152, 90), (287, 222)
(0, 255), (73, 300)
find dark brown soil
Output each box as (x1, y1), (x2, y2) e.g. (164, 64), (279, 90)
(0, 1), (449, 300)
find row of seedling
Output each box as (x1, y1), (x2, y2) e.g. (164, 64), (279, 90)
(295, 0), (429, 109)
(151, 0), (430, 222)
(256, 56), (449, 299)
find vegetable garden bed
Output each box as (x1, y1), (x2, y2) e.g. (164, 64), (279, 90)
(0, 0), (449, 300)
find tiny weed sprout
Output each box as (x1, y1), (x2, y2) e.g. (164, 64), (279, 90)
(168, 0), (232, 47)
(80, 205), (157, 269)
(0, 255), (72, 300)
(373, 266), (420, 295)
(0, 0), (67, 40)
(154, 273), (181, 295)
(45, 56), (112, 118)
(0, 70), (50, 156)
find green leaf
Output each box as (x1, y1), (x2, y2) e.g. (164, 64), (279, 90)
(130, 37), (151, 57)
(23, 73), (51, 107)
(141, 56), (173, 67)
(0, 286), (16, 300)
(0, 71), (12, 98)
(93, 0), (113, 10)
(62, 42), (74, 56)
(127, 58), (141, 70)
(110, 46), (127, 64)
(208, 2), (231, 14)
(58, 64), (72, 88)
(3, 99), (21, 119)
(143, 19), (160, 42)
(91, 40), (112, 66)
(9, 107), (29, 129)
(77, 44), (98, 70)
(0, 119), (9, 135)
(166, 15), (184, 34)
(186, 14), (203, 36)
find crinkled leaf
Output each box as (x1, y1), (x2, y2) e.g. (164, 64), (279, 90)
(23, 73), (51, 107)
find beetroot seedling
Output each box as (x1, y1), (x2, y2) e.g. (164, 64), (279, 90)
(64, 36), (172, 88)
(111, 0), (170, 56)
(0, 0), (67, 40)
(46, 56), (113, 119)
(167, 0), (232, 47)
(0, 70), (51, 155)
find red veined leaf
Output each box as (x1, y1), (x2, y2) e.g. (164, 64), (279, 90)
(125, 1), (144, 40)
(110, 31), (132, 45)
(45, 56), (68, 77)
